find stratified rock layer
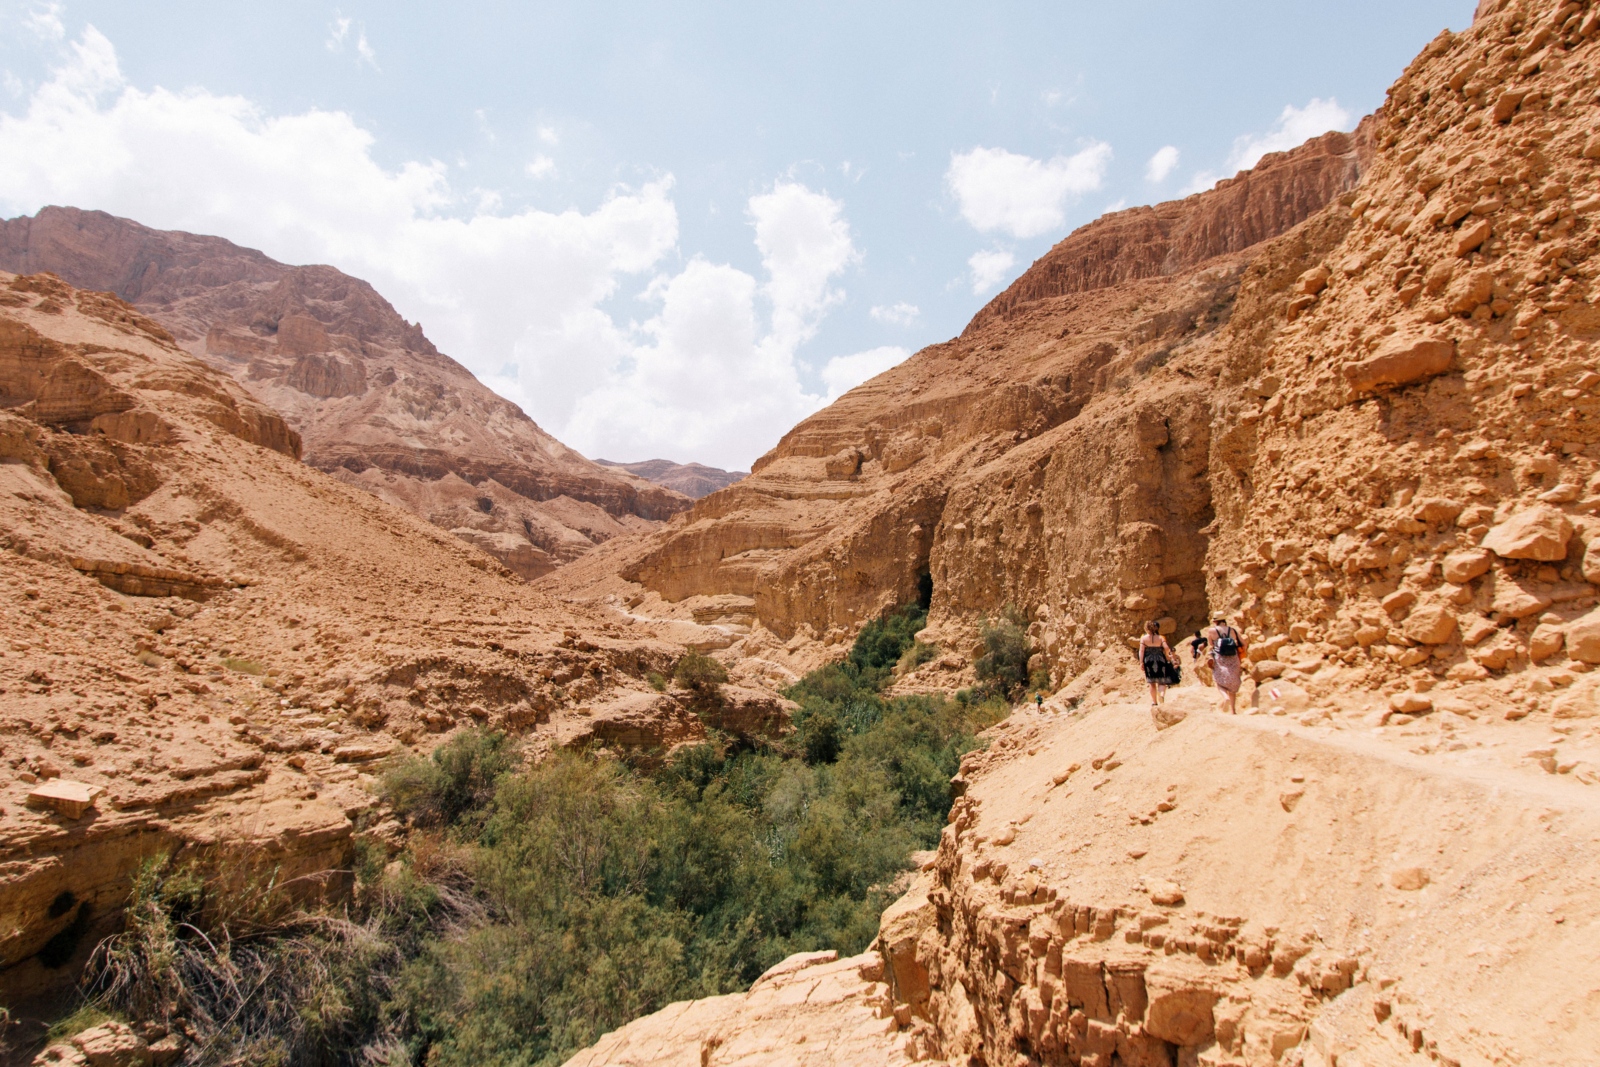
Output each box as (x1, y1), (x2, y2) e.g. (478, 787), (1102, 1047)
(0, 271), (705, 1020)
(0, 208), (690, 578)
(560, 1), (1600, 1064)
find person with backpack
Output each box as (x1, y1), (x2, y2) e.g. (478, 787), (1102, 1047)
(1188, 630), (1214, 688)
(1203, 616), (1247, 714)
(1137, 620), (1180, 710)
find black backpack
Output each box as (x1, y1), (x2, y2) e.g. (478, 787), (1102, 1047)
(1214, 626), (1239, 657)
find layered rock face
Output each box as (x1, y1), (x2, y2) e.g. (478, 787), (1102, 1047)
(549, 123), (1373, 681)
(0, 271), (720, 1017)
(555, 2), (1600, 1064)
(0, 208), (690, 578)
(557, 0), (1600, 711)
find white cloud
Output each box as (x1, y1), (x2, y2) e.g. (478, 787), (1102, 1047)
(0, 27), (881, 469)
(561, 182), (866, 466)
(870, 302), (919, 327)
(1226, 98), (1351, 173)
(821, 346), (907, 400)
(326, 13), (378, 69)
(24, 1), (65, 40)
(968, 248), (1016, 295)
(326, 16), (351, 50)
(946, 142), (1111, 239)
(525, 154), (555, 179)
(1180, 170), (1220, 196)
(1145, 145), (1179, 182)
(537, 124), (559, 145)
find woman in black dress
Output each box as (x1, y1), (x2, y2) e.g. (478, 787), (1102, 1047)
(1137, 620), (1179, 709)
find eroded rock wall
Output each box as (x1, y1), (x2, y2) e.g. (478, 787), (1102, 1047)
(0, 209), (691, 579)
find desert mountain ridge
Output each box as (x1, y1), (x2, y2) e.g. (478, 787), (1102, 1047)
(595, 457), (748, 499)
(4, 0), (1600, 1065)
(547, 0), (1600, 1063)
(0, 207), (693, 579)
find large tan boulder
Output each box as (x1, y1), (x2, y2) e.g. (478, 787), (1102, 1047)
(1402, 604), (1457, 645)
(1442, 548), (1493, 584)
(1342, 336), (1454, 392)
(1481, 506), (1573, 561)
(1566, 608), (1600, 664)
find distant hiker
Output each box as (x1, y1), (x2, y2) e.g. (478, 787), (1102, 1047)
(1035, 693), (1044, 710)
(1189, 630), (1214, 688)
(1138, 621), (1179, 709)
(1204, 616), (1247, 714)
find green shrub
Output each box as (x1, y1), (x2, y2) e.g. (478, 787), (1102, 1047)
(78, 603), (995, 1067)
(974, 605), (1031, 701)
(380, 729), (518, 829)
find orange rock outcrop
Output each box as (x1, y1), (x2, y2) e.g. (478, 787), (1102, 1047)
(557, 1), (1600, 1064)
(0, 271), (731, 1019)
(0, 208), (691, 579)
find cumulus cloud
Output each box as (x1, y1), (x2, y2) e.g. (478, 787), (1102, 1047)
(525, 154), (555, 178)
(24, 1), (65, 40)
(947, 142), (1111, 239)
(1226, 98), (1351, 172)
(1145, 145), (1179, 182)
(968, 248), (1016, 295)
(0, 28), (879, 469)
(869, 302), (919, 327)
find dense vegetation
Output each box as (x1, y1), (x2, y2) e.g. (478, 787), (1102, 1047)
(66, 604), (1003, 1066)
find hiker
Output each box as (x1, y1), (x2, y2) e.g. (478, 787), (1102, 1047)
(1188, 630), (1214, 688)
(1137, 620), (1179, 709)
(1204, 616), (1248, 714)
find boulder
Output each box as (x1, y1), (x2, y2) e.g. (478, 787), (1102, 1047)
(1491, 576), (1553, 620)
(1481, 506), (1573, 561)
(1455, 217), (1492, 256)
(1442, 548), (1493, 584)
(1566, 607), (1600, 664)
(1402, 604), (1457, 645)
(1343, 336), (1454, 393)
(1142, 962), (1219, 1047)
(1530, 623), (1567, 662)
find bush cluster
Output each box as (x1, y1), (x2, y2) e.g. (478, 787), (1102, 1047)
(65, 604), (998, 1067)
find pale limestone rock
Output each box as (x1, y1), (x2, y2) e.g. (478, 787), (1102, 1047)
(1402, 604), (1457, 645)
(1566, 608), (1600, 664)
(1481, 506), (1573, 561)
(1343, 336), (1454, 393)
(1442, 548), (1493, 584)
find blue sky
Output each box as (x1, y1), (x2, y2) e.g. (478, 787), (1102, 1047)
(0, 1), (1473, 468)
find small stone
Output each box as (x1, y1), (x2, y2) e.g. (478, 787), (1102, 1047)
(1148, 879), (1185, 906)
(1390, 867), (1430, 891)
(1455, 217), (1492, 257)
(1442, 548), (1493, 584)
(1402, 604), (1457, 645)
(1572, 608), (1600, 664)
(25, 779), (105, 819)
(1388, 692), (1433, 714)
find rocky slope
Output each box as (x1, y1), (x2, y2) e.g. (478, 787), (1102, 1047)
(556, 0), (1600, 1063)
(596, 458), (748, 499)
(0, 208), (690, 579)
(0, 270), (780, 1035)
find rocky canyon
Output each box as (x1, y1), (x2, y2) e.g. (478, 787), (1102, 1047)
(5, 0), (1600, 1065)
(0, 209), (693, 580)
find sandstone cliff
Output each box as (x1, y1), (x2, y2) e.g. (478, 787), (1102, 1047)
(0, 208), (691, 579)
(555, 0), (1600, 1063)
(0, 270), (759, 1028)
